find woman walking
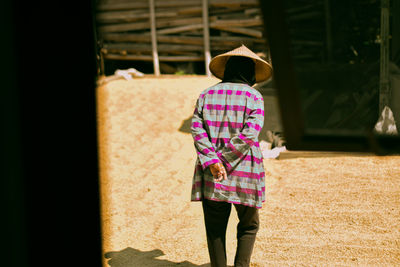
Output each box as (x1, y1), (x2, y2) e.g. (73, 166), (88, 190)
(190, 45), (272, 267)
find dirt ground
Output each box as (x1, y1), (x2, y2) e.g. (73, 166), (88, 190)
(96, 75), (400, 267)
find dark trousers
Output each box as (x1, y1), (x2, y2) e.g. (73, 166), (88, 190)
(202, 199), (259, 267)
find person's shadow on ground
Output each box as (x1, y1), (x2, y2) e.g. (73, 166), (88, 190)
(104, 247), (211, 267)
(179, 116), (192, 134)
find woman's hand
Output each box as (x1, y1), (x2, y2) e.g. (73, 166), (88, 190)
(209, 162), (227, 182)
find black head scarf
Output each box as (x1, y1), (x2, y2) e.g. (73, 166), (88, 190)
(222, 56), (256, 86)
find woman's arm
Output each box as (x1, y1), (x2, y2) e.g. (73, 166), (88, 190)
(191, 96), (229, 181)
(191, 97), (221, 170)
(219, 96), (264, 172)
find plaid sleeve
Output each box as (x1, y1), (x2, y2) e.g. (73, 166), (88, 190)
(220, 96), (264, 172)
(191, 97), (221, 170)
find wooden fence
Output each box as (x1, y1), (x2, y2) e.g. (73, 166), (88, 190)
(96, 0), (268, 75)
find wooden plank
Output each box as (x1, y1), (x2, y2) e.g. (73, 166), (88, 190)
(156, 0), (201, 8)
(96, 7), (201, 23)
(211, 43), (265, 51)
(211, 25), (262, 38)
(203, 0), (211, 76)
(186, 29), (204, 36)
(97, 9), (144, 21)
(97, 0), (202, 11)
(209, 6), (246, 15)
(210, 44), (242, 51)
(165, 51), (201, 56)
(101, 33), (151, 42)
(97, 7), (198, 22)
(96, 10), (177, 23)
(211, 35), (265, 43)
(210, 36), (265, 47)
(100, 35), (265, 53)
(101, 33), (204, 45)
(244, 8), (260, 15)
(177, 6), (202, 15)
(149, 0), (160, 75)
(157, 17), (203, 29)
(104, 54), (204, 61)
(158, 55), (205, 62)
(209, 0), (258, 7)
(157, 35), (202, 45)
(99, 17), (204, 33)
(214, 11), (254, 20)
(154, 6), (201, 16)
(210, 18), (263, 27)
(157, 24), (203, 34)
(102, 43), (203, 52)
(104, 54), (153, 61)
(99, 21), (149, 33)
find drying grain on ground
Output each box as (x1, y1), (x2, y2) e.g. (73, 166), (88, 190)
(97, 76), (400, 266)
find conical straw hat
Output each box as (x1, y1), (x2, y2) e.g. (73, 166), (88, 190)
(209, 44), (273, 83)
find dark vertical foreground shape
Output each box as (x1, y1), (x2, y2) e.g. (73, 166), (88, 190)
(2, 0), (103, 266)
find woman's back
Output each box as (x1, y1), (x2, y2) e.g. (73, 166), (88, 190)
(199, 82), (263, 151)
(191, 82), (266, 208)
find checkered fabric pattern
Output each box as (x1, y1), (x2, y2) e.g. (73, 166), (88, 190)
(191, 82), (265, 208)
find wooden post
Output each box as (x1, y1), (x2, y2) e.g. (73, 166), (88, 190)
(149, 0), (160, 76)
(100, 50), (105, 75)
(202, 0), (211, 76)
(379, 0), (390, 113)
